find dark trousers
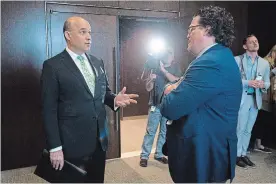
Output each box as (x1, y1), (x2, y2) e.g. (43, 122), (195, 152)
(68, 140), (106, 183)
(249, 110), (271, 148)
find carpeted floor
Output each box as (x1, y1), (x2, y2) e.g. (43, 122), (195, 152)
(120, 116), (158, 153)
(2, 150), (276, 183)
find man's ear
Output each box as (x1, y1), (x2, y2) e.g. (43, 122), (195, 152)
(243, 44), (247, 50)
(64, 31), (71, 41)
(204, 26), (211, 36)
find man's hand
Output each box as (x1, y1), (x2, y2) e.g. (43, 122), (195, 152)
(257, 80), (264, 88)
(248, 80), (260, 88)
(50, 150), (64, 170)
(160, 62), (167, 73)
(150, 74), (157, 80)
(164, 83), (178, 95)
(115, 87), (139, 108)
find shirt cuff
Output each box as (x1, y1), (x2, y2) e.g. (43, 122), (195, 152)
(114, 98), (119, 111)
(49, 146), (62, 152)
(166, 120), (173, 125)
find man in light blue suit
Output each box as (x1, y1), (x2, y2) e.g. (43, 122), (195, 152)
(160, 6), (242, 183)
(235, 34), (270, 169)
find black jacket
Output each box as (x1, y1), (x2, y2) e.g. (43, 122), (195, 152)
(41, 50), (116, 159)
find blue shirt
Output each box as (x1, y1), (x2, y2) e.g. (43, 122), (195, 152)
(246, 54), (259, 94)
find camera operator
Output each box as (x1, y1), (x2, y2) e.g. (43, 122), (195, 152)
(139, 47), (182, 167)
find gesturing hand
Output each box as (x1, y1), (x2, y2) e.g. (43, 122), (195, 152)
(115, 87), (139, 108)
(50, 150), (64, 170)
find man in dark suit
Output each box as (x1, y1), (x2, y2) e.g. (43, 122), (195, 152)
(41, 16), (138, 183)
(160, 6), (242, 183)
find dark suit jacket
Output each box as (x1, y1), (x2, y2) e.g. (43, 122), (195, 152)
(41, 50), (116, 159)
(161, 44), (242, 183)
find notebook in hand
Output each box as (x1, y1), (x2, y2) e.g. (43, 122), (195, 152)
(34, 149), (87, 183)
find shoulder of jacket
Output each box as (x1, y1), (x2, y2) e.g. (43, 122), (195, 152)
(259, 57), (268, 63)
(43, 51), (65, 66)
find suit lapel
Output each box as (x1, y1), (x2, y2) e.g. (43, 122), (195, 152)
(242, 54), (248, 79)
(61, 50), (94, 97)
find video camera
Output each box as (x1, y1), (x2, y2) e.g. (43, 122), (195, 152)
(144, 51), (169, 72)
(143, 37), (169, 72)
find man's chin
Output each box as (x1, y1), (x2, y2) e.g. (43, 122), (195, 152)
(84, 47), (91, 51)
(187, 47), (196, 55)
(252, 47), (259, 52)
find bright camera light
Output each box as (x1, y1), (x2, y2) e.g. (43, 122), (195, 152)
(148, 38), (165, 54)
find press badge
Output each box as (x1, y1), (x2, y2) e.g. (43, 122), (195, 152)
(150, 106), (156, 112)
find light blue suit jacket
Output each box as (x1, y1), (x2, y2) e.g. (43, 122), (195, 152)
(235, 54), (270, 109)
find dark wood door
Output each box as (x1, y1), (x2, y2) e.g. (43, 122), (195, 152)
(1, 1), (46, 171)
(46, 3), (120, 159)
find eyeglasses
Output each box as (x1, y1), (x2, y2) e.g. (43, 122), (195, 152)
(187, 25), (203, 35)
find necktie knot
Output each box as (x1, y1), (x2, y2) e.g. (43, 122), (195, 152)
(77, 55), (85, 62)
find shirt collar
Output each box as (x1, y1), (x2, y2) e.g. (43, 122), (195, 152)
(245, 53), (259, 61)
(66, 47), (87, 61)
(196, 43), (218, 59)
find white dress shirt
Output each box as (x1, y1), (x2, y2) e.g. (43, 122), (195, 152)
(66, 47), (98, 77)
(196, 43), (218, 59)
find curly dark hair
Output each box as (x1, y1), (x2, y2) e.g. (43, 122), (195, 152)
(194, 5), (235, 47)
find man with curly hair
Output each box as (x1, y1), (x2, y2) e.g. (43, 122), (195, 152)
(160, 5), (242, 182)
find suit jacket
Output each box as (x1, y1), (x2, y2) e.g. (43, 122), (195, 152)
(160, 44), (242, 183)
(235, 54), (270, 110)
(41, 50), (116, 159)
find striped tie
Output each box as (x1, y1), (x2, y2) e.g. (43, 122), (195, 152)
(77, 55), (95, 96)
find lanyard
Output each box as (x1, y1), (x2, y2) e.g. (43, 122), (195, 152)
(240, 56), (259, 80)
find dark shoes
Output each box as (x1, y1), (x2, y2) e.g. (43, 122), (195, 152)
(154, 157), (168, 164)
(242, 156), (256, 168)
(140, 157), (168, 167)
(139, 159), (148, 167)
(254, 147), (272, 153)
(236, 156), (256, 169)
(236, 157), (248, 169)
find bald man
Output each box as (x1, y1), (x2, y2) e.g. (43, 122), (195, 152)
(41, 17), (138, 183)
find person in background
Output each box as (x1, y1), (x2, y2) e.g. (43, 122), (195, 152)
(250, 44), (276, 153)
(139, 47), (182, 167)
(235, 35), (270, 169)
(268, 45), (276, 115)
